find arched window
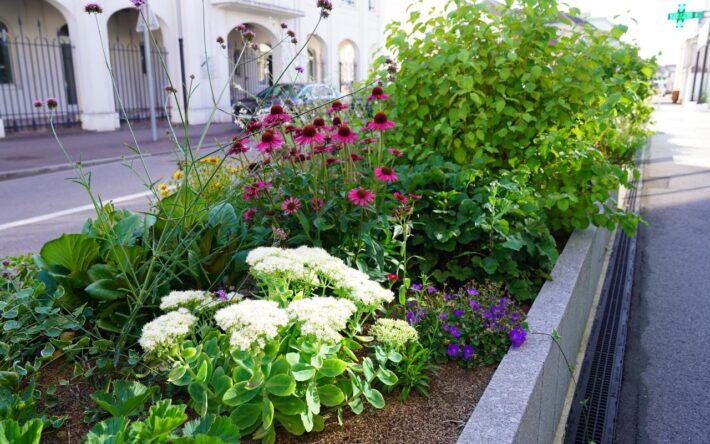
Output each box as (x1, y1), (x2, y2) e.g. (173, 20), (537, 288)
(308, 48), (317, 82)
(0, 22), (12, 84)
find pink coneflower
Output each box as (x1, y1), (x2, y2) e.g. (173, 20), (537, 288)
(374, 166), (398, 182)
(361, 137), (379, 145)
(256, 130), (284, 152)
(254, 181), (273, 190)
(332, 125), (358, 143)
(366, 112), (395, 131)
(84, 3), (103, 14)
(367, 86), (390, 101)
(326, 100), (349, 114)
(281, 197), (301, 215)
(351, 154), (364, 162)
(325, 157), (342, 166)
(313, 117), (326, 129)
(311, 197), (324, 210)
(361, 148), (371, 154)
(294, 124), (325, 146)
(46, 98), (58, 110)
(348, 188), (376, 207)
(244, 208), (257, 222)
(228, 137), (249, 155)
(264, 104), (292, 125)
(393, 192), (409, 204)
(32, 100), (43, 108)
(312, 145), (330, 154)
(387, 148), (403, 157)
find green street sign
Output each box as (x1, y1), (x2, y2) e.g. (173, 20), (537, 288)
(668, 4), (707, 28)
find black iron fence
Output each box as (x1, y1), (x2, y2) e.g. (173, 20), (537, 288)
(109, 42), (170, 123)
(230, 46), (273, 104)
(0, 21), (80, 134)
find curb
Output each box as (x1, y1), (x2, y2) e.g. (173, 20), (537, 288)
(0, 151), (175, 182)
(457, 225), (612, 444)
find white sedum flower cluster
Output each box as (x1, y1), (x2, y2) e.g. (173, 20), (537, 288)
(139, 308), (197, 353)
(159, 290), (243, 313)
(246, 246), (394, 308)
(214, 300), (289, 351)
(287, 297), (357, 343)
(369, 318), (419, 349)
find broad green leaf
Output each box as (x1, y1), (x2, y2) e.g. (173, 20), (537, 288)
(265, 374), (296, 397)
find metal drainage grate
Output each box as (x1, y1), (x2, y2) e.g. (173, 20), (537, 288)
(565, 181), (639, 444)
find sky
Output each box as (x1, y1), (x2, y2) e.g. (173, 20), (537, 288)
(384, 0), (710, 65)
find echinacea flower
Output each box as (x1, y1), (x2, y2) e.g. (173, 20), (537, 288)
(374, 166), (398, 182)
(326, 100), (349, 114)
(228, 137), (249, 155)
(294, 124), (325, 146)
(281, 197), (301, 215)
(264, 104), (292, 125)
(244, 208), (257, 222)
(367, 86), (391, 101)
(366, 112), (395, 131)
(361, 137), (379, 145)
(313, 116), (326, 129)
(393, 192), (409, 204)
(447, 343), (461, 358)
(256, 130), (283, 152)
(332, 125), (358, 143)
(311, 197), (324, 210)
(84, 3), (103, 13)
(348, 188), (375, 207)
(387, 148), (403, 157)
(463, 345), (475, 360)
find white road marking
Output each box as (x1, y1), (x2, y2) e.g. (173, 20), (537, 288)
(0, 191), (153, 232)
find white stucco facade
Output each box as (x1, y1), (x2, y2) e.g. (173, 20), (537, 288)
(0, 0), (384, 134)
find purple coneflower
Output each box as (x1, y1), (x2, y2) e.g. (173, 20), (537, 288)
(366, 112), (395, 131)
(332, 125), (358, 143)
(367, 86), (390, 101)
(256, 130), (284, 152)
(294, 125), (325, 146)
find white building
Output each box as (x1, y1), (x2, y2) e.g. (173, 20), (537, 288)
(0, 0), (384, 134)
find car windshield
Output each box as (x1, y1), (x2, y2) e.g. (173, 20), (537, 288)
(256, 84), (304, 99)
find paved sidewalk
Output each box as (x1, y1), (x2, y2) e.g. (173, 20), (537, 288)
(615, 105), (710, 443)
(0, 121), (236, 178)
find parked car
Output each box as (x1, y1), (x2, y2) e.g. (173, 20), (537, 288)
(233, 83), (340, 124)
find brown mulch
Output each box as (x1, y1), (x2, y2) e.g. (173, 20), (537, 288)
(36, 360), (102, 444)
(280, 363), (495, 444)
(33, 360), (494, 444)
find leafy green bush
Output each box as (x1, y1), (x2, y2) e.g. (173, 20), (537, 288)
(399, 160), (557, 300)
(378, 0), (655, 234)
(0, 418), (43, 444)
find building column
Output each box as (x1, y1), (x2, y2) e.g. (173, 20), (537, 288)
(72, 11), (120, 131)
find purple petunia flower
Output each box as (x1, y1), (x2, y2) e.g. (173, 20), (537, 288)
(453, 309), (464, 318)
(410, 283), (423, 291)
(469, 300), (480, 311)
(449, 325), (462, 338)
(466, 287), (478, 296)
(427, 285), (437, 294)
(463, 345), (475, 360)
(511, 312), (520, 322)
(509, 327), (527, 348)
(447, 343), (461, 358)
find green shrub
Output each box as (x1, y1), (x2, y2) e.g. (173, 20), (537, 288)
(378, 0), (655, 234)
(399, 160), (557, 300)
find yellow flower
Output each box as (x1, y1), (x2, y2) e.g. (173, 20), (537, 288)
(158, 183), (169, 191)
(227, 166), (241, 174)
(200, 156), (220, 165)
(173, 170), (184, 180)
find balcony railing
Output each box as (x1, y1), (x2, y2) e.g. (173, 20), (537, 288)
(211, 0), (304, 18)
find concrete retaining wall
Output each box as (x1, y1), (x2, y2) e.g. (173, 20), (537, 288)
(457, 225), (612, 444)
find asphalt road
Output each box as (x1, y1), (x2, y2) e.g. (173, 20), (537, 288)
(0, 153), (180, 256)
(615, 105), (710, 443)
